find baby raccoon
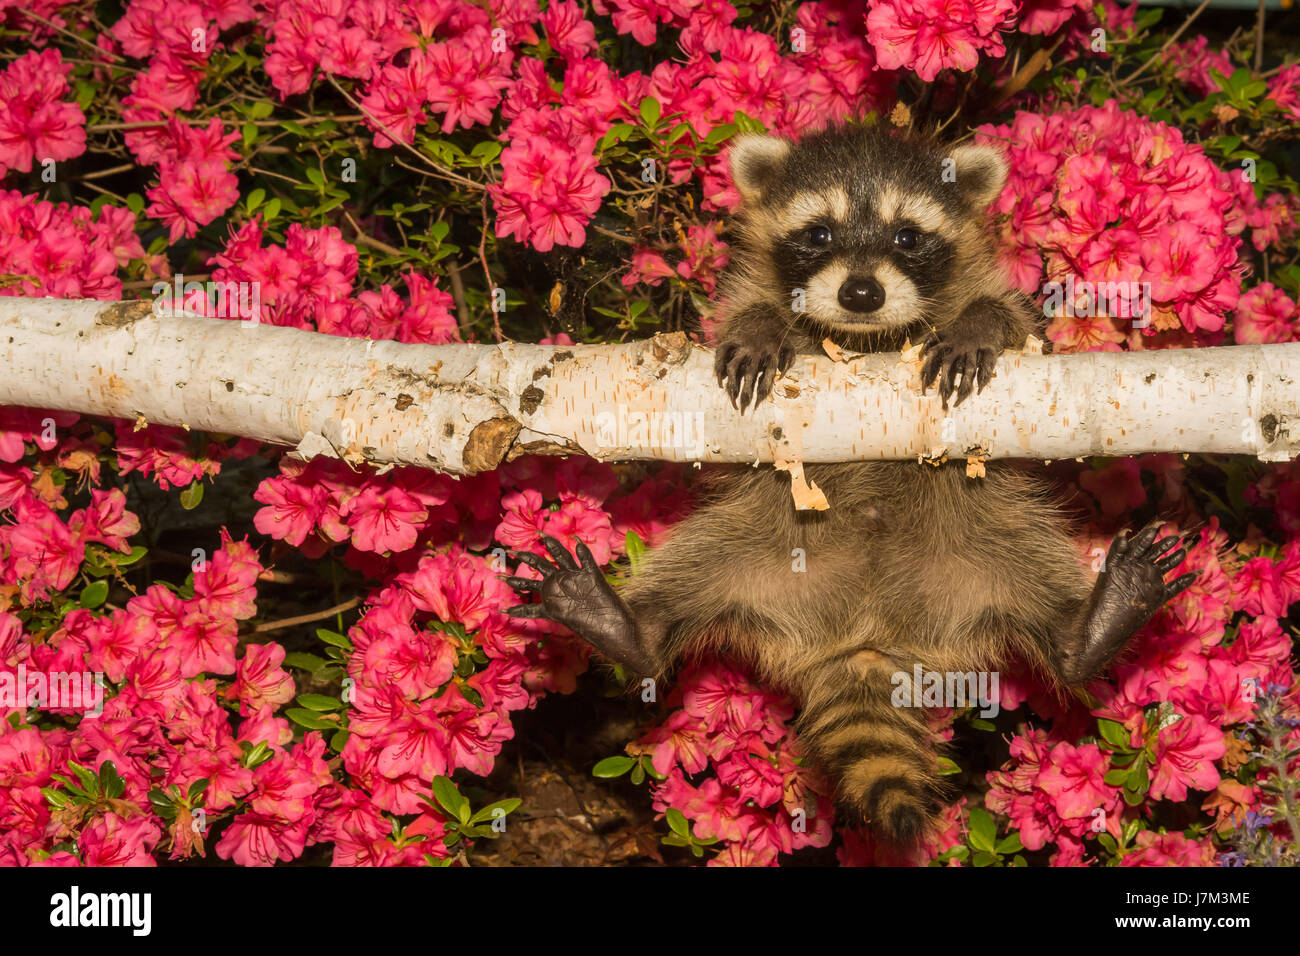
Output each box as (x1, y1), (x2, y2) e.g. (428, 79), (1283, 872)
(505, 122), (1195, 847)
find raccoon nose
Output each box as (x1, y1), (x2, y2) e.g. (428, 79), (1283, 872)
(838, 278), (886, 313)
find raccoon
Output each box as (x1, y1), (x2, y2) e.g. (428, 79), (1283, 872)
(505, 122), (1195, 846)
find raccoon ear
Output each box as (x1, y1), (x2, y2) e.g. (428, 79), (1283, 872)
(947, 143), (1008, 210)
(729, 134), (791, 203)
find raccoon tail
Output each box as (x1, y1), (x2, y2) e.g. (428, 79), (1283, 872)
(795, 654), (946, 844)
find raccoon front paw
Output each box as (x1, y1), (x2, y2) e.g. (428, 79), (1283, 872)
(919, 327), (1000, 411)
(501, 535), (659, 676)
(714, 340), (795, 414)
(1062, 522), (1197, 682)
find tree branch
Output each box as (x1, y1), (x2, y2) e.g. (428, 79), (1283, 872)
(0, 299), (1296, 479)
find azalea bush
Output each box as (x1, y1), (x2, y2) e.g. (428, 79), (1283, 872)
(0, 0), (1298, 867)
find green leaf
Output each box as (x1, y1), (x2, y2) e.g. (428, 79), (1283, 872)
(187, 778), (210, 803)
(116, 546), (148, 567)
(732, 110), (766, 135)
(597, 122), (636, 152)
(937, 756), (962, 776)
(305, 167), (326, 188)
(296, 693), (339, 712)
(703, 122), (738, 146)
(470, 141), (503, 164)
(639, 96), (661, 127)
(968, 807), (996, 853)
(263, 197), (282, 221)
(469, 798), (522, 825)
(665, 122), (692, 145)
(592, 755), (636, 778)
(664, 808), (690, 839)
(624, 530), (646, 572)
(972, 851), (997, 867)
(179, 481), (204, 510)
(314, 195), (347, 216)
(431, 776), (466, 820)
(969, 718), (997, 732)
(79, 580), (109, 609)
(1097, 718), (1132, 750)
(99, 761), (125, 799)
(329, 729), (349, 753)
(283, 652), (328, 672)
(315, 628), (353, 650)
(995, 832), (1023, 855)
(1104, 768), (1130, 786)
(459, 683), (483, 708)
(285, 708), (337, 730)
(67, 760), (98, 793)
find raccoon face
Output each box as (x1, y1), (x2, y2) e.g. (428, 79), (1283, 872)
(770, 199), (954, 334)
(728, 125), (1007, 336)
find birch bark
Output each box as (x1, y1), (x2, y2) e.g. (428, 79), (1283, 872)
(0, 298), (1295, 476)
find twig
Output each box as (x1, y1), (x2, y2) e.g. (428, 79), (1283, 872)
(1122, 0), (1214, 84)
(1254, 0), (1266, 73)
(16, 7), (123, 62)
(69, 163), (137, 182)
(344, 210), (403, 257)
(325, 74), (484, 192)
(445, 260), (473, 339)
(251, 596), (361, 633)
(479, 192), (502, 342)
(591, 225), (637, 245)
(87, 114), (364, 134)
(994, 36), (1065, 107)
(78, 180), (129, 204)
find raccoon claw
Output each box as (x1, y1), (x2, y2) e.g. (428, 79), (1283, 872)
(500, 535), (657, 675)
(1062, 522), (1198, 682)
(919, 334), (998, 411)
(715, 342), (795, 414)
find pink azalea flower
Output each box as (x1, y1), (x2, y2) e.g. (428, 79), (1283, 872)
(1148, 713), (1225, 802)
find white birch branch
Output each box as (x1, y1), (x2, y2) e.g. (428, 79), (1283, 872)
(0, 297), (1295, 476)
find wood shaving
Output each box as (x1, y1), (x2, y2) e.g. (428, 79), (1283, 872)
(1021, 334), (1044, 355)
(965, 456), (987, 479)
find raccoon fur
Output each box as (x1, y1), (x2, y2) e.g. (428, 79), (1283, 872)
(506, 122), (1195, 848)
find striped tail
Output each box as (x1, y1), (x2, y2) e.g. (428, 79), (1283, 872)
(796, 655), (945, 844)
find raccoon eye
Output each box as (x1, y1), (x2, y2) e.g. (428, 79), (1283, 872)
(894, 227), (920, 250)
(807, 225), (833, 247)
